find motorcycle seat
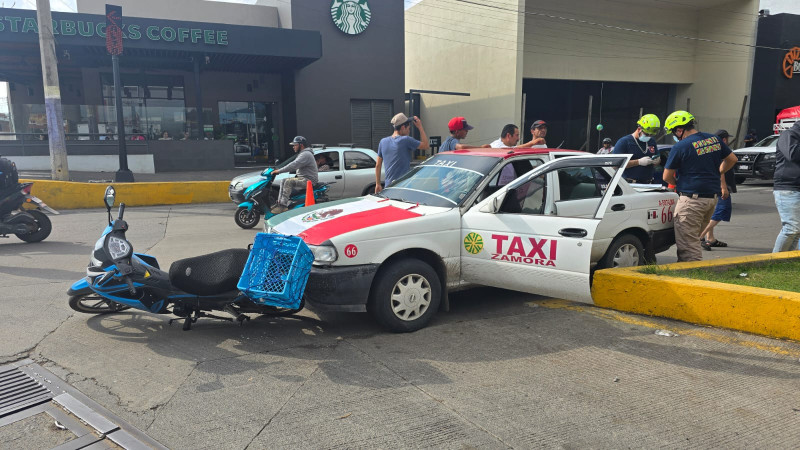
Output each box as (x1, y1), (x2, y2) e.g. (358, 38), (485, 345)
(169, 248), (250, 296)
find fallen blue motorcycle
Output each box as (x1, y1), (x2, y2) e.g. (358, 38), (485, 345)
(68, 186), (313, 330)
(235, 168), (330, 229)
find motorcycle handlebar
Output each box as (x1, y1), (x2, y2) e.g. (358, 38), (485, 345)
(118, 203), (125, 220)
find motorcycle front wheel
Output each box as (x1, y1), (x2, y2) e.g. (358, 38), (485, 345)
(15, 210), (51, 243)
(69, 293), (131, 314)
(235, 206), (261, 229)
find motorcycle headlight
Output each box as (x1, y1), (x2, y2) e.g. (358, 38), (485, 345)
(307, 244), (338, 264)
(234, 181), (243, 190)
(106, 235), (132, 260)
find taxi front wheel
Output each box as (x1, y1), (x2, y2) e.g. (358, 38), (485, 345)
(368, 258), (441, 333)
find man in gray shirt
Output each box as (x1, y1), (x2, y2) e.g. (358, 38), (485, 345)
(270, 136), (318, 214)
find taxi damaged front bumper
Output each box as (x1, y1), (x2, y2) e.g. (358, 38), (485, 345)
(303, 264), (380, 312)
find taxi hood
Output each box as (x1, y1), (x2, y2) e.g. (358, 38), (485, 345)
(266, 196), (448, 245)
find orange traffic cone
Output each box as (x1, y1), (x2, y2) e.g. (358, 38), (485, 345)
(305, 180), (315, 207)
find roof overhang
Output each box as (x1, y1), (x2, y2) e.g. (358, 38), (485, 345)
(0, 7), (321, 80)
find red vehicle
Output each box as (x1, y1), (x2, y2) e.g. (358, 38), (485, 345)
(734, 106), (800, 183)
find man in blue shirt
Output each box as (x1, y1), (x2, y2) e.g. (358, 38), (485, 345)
(663, 111), (738, 261)
(375, 113), (429, 193)
(612, 114), (662, 183)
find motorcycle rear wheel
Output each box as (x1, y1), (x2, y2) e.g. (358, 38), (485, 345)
(69, 293), (131, 314)
(235, 206), (260, 229)
(15, 210), (51, 243)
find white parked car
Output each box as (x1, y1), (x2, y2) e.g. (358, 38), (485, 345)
(229, 146), (383, 204)
(265, 149), (677, 332)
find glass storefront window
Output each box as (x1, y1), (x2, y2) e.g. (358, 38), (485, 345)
(218, 101), (277, 160)
(100, 73), (187, 139)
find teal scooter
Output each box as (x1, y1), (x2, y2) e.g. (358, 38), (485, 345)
(235, 168), (330, 229)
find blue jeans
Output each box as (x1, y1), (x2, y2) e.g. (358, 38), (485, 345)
(773, 190), (800, 252)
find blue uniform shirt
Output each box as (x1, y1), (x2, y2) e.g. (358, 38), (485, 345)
(377, 135), (420, 186)
(440, 135), (459, 152)
(612, 134), (659, 183)
(665, 132), (732, 195)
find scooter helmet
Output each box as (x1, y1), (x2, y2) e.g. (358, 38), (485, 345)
(664, 111), (695, 134)
(289, 136), (308, 148)
(602, 137), (612, 144)
(637, 114), (661, 136)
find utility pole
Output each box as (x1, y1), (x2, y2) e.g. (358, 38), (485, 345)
(35, 0), (69, 181)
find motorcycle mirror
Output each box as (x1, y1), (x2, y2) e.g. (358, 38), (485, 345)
(104, 186), (116, 211)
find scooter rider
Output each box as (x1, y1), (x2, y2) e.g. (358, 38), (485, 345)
(613, 114), (662, 183)
(270, 136), (318, 214)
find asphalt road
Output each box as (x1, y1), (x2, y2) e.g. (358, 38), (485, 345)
(1, 181), (799, 448)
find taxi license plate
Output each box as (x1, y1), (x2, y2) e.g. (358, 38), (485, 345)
(739, 164), (750, 171)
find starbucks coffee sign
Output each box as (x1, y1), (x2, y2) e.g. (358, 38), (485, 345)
(330, 0), (371, 35)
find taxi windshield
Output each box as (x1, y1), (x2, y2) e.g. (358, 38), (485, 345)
(379, 154), (498, 207)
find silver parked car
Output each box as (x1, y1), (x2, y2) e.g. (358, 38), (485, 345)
(229, 146), (384, 204)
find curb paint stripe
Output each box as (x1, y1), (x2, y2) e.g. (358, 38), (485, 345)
(298, 206), (422, 245)
(591, 251), (800, 342)
(20, 179), (229, 209)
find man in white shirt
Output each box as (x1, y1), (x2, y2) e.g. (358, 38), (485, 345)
(490, 124), (520, 148)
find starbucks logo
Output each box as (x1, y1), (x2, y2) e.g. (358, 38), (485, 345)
(331, 0), (371, 35)
(463, 232), (484, 255)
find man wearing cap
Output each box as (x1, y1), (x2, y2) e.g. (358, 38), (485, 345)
(612, 114), (662, 183)
(518, 120), (548, 148)
(375, 113), (429, 193)
(440, 117), (478, 151)
(270, 136), (318, 214)
(598, 138), (614, 154)
(700, 130), (738, 250)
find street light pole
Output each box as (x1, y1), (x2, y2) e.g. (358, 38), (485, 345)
(35, 0), (69, 181)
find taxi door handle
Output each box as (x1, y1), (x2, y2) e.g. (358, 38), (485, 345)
(335, 175), (343, 179)
(611, 203), (626, 211)
(558, 228), (588, 238)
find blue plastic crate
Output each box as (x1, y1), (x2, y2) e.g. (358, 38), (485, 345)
(237, 233), (314, 309)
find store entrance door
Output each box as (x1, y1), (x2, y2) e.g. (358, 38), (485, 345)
(218, 101), (277, 164)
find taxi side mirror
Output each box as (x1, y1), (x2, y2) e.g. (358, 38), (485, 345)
(480, 191), (507, 214)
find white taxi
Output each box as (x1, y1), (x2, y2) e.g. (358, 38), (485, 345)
(265, 149), (677, 332)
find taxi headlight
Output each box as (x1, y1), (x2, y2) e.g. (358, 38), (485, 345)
(307, 244), (337, 264)
(763, 153), (776, 161)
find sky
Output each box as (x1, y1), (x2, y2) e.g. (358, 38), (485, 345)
(1, 0), (798, 14)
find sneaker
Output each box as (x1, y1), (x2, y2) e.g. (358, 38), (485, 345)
(270, 205), (288, 214)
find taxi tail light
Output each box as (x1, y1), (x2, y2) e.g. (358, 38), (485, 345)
(21, 184), (32, 195)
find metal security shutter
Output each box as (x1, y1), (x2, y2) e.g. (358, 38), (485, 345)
(370, 100), (393, 151)
(351, 100), (372, 149)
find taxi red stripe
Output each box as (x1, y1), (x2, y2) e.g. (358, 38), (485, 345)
(299, 206), (422, 245)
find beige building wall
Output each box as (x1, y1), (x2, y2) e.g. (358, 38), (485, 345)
(407, 0), (758, 146)
(405, 0), (526, 146)
(76, 0), (284, 29)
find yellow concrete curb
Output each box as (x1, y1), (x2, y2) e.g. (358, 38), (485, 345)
(20, 179), (230, 210)
(591, 251), (800, 342)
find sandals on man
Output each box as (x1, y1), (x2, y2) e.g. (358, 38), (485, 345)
(701, 240), (712, 251)
(706, 240), (727, 247)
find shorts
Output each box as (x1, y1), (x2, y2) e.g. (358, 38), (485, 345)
(710, 195), (732, 222)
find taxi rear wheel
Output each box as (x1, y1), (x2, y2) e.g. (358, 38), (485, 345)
(600, 234), (644, 269)
(368, 259), (441, 333)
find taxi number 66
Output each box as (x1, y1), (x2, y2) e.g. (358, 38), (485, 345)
(661, 205), (673, 223)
